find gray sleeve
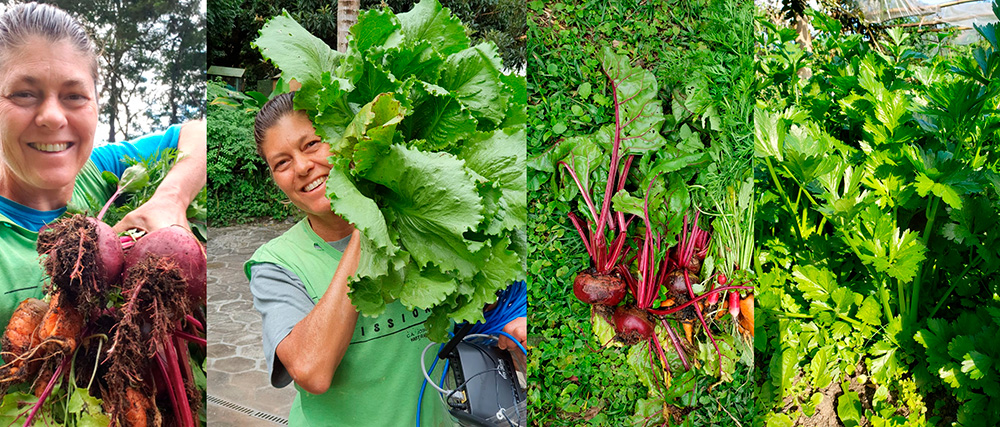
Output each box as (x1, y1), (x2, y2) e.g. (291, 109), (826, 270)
(248, 262), (314, 389)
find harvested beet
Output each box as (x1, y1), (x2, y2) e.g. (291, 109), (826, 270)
(105, 254), (196, 427)
(574, 268), (626, 306)
(612, 305), (654, 346)
(91, 218), (126, 286)
(36, 215), (124, 315)
(666, 270), (687, 294)
(125, 225), (207, 307)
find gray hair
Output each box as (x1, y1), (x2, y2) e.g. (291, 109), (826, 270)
(0, 2), (98, 83)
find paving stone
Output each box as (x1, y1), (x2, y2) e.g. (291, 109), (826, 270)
(214, 355), (257, 374)
(227, 331), (260, 347)
(207, 220), (296, 419)
(218, 299), (254, 313)
(207, 342), (236, 360)
(208, 317), (245, 335)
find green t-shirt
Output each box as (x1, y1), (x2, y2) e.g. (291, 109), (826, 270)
(0, 161), (113, 327)
(245, 219), (452, 426)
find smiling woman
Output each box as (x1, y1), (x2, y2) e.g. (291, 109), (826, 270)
(0, 1), (205, 324)
(0, 36), (99, 210)
(0, 3), (206, 421)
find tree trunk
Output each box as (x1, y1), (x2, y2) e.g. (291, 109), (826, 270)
(794, 13), (813, 80)
(338, 0), (359, 53)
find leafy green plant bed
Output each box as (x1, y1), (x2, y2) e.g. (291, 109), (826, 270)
(527, 0), (755, 424)
(755, 4), (1000, 426)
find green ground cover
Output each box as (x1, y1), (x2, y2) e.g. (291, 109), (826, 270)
(526, 0), (756, 425)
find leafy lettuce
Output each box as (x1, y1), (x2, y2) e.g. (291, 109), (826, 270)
(254, 0), (526, 341)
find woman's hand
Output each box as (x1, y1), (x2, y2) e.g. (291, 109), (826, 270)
(112, 120), (206, 235)
(112, 196), (190, 233)
(497, 316), (526, 352)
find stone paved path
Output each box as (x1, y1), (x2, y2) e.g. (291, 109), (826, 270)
(207, 220), (297, 426)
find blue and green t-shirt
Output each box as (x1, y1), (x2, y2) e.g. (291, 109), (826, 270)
(0, 125), (181, 326)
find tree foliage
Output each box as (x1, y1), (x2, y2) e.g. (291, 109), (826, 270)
(208, 0), (525, 86)
(44, 0), (205, 141)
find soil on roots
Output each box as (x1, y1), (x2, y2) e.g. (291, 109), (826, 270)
(36, 215), (103, 315)
(105, 254), (192, 427)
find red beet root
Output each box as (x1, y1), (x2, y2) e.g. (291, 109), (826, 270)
(666, 270), (687, 294)
(612, 305), (654, 346)
(89, 218), (125, 287)
(574, 269), (626, 306)
(125, 225), (207, 307)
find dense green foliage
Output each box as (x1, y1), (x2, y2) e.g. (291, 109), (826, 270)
(755, 5), (1000, 426)
(208, 0), (525, 85)
(254, 0), (527, 341)
(206, 80), (298, 225)
(526, 0), (755, 425)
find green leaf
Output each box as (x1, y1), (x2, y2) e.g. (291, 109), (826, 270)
(843, 206), (926, 284)
(961, 351), (991, 380)
(915, 173), (964, 210)
(325, 166), (396, 262)
(400, 80), (477, 150)
(529, 133), (604, 205)
(350, 9), (403, 53)
(439, 43), (507, 124)
(458, 128), (527, 234)
(766, 412), (796, 427)
(599, 47), (667, 153)
(254, 12), (351, 92)
(771, 347), (799, 397)
(363, 144), (484, 279)
(754, 107), (783, 160)
(399, 265), (458, 309)
(631, 397), (666, 426)
(627, 340), (660, 391)
(118, 164), (149, 192)
(792, 265), (836, 302)
(379, 41), (445, 84)
(298, 72), (355, 143)
(857, 296), (882, 325)
(838, 391), (862, 427)
(336, 93), (405, 175)
(396, 0), (470, 56)
(803, 392), (824, 417)
(591, 307), (618, 347)
(811, 346), (836, 389)
(449, 237), (520, 324)
(869, 340), (901, 385)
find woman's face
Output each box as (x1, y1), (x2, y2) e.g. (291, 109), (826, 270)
(260, 112), (333, 218)
(0, 37), (98, 199)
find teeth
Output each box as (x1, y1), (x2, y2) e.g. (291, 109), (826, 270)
(304, 177), (324, 192)
(31, 143), (69, 153)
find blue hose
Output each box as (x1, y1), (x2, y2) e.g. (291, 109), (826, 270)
(416, 280), (527, 427)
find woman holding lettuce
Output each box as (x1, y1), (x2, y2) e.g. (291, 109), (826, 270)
(246, 92), (525, 426)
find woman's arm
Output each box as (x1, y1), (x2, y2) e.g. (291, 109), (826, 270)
(275, 228), (361, 394)
(111, 120), (207, 234)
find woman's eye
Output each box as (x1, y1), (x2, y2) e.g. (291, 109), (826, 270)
(7, 92), (37, 105)
(273, 160), (288, 171)
(63, 93), (92, 108)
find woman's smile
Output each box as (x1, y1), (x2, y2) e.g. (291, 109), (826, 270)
(27, 141), (73, 153)
(302, 175), (326, 193)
